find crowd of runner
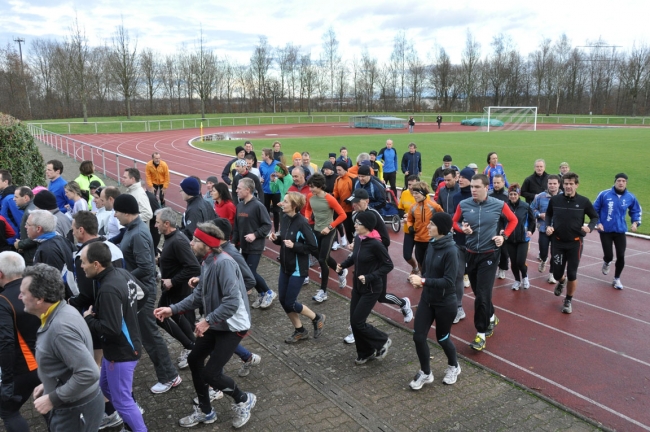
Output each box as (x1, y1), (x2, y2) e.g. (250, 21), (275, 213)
(0, 138), (641, 430)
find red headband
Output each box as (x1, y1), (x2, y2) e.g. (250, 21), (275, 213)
(194, 228), (221, 248)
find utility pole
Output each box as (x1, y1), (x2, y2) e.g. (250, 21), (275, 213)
(13, 37), (33, 119)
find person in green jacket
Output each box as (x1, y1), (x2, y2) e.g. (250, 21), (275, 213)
(269, 163), (292, 200)
(74, 161), (105, 205)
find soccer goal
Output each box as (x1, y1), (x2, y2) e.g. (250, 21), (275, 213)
(482, 106), (537, 132)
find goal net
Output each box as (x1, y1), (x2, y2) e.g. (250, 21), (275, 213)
(482, 106), (537, 132)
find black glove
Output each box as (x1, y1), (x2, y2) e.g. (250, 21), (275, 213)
(408, 226), (415, 235)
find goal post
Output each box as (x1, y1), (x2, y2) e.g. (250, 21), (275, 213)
(483, 106), (537, 132)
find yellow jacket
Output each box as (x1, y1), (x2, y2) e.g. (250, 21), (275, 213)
(398, 190), (417, 233)
(145, 160), (170, 189)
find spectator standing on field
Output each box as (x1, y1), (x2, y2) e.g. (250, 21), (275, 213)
(401, 143), (422, 189)
(74, 161), (105, 207)
(593, 173), (642, 290)
(145, 152), (170, 207)
(408, 116), (415, 133)
(377, 139), (398, 195)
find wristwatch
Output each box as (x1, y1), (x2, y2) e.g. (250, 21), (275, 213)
(204, 316), (211, 325)
(327, 225), (334, 231)
(501, 234), (508, 241)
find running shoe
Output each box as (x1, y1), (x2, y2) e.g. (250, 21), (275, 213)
(453, 307), (466, 324)
(409, 370), (434, 390)
(339, 237), (348, 247)
(554, 278), (567, 296)
(177, 348), (191, 369)
(354, 355), (373, 365)
(312, 289), (328, 302)
(547, 274), (557, 284)
(486, 315), (499, 338)
(521, 277), (530, 289)
(375, 338), (392, 360)
(193, 388), (224, 405)
(511, 281), (520, 291)
(338, 268), (348, 288)
(538, 259), (547, 273)
(285, 328), (309, 344)
(401, 297), (414, 323)
(312, 314), (326, 339)
(497, 269), (506, 279)
(179, 406), (216, 427)
(331, 241), (340, 251)
(251, 293), (264, 309)
(238, 353), (261, 377)
(303, 276), (310, 285)
(259, 291), (275, 309)
(562, 298), (572, 314)
(231, 393), (257, 429)
(613, 278), (624, 290)
(442, 365), (461, 385)
(463, 274), (470, 288)
(150, 375), (182, 394)
(344, 332), (355, 344)
(602, 261), (611, 275)
(99, 411), (123, 430)
(469, 335), (486, 351)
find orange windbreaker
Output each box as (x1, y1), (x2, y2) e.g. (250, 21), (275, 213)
(332, 173), (354, 213)
(407, 198), (443, 242)
(145, 160), (170, 188)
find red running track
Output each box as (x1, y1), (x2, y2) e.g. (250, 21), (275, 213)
(59, 125), (649, 431)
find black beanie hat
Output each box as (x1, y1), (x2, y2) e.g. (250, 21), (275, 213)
(212, 218), (232, 240)
(615, 173), (628, 181)
(355, 211), (377, 231)
(33, 190), (58, 211)
(113, 194), (140, 214)
(336, 161), (349, 171)
(430, 212), (453, 236)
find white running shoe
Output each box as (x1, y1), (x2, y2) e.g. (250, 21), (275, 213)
(547, 274), (557, 284)
(463, 274), (470, 287)
(238, 353), (261, 377)
(151, 375), (182, 394)
(453, 307), (466, 324)
(511, 281), (520, 291)
(602, 261), (611, 275)
(331, 241), (340, 251)
(409, 370), (434, 390)
(497, 269), (506, 279)
(259, 291), (275, 309)
(401, 297), (413, 323)
(442, 365), (461, 385)
(338, 268), (348, 288)
(303, 276), (310, 285)
(251, 293), (264, 309)
(521, 277), (530, 289)
(339, 237), (348, 247)
(312, 289), (328, 302)
(193, 388), (224, 405)
(344, 326), (355, 344)
(613, 278), (624, 290)
(177, 348), (191, 369)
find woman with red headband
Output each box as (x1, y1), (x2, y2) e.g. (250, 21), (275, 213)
(505, 184), (536, 290)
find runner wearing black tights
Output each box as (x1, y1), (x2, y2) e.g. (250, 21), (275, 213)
(408, 213), (460, 390)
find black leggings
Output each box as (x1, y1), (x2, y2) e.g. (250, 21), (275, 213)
(506, 242), (530, 281)
(314, 230), (338, 291)
(153, 184), (165, 206)
(412, 298), (458, 375)
(378, 277), (405, 307)
(189, 330), (247, 414)
(341, 212), (354, 243)
(383, 171), (397, 195)
(552, 238), (583, 282)
(599, 231), (627, 278)
(264, 193), (282, 232)
(402, 234), (427, 270)
(157, 290), (196, 350)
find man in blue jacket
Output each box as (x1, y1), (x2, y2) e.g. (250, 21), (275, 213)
(593, 173), (642, 290)
(46, 160), (73, 213)
(0, 170), (22, 244)
(401, 143), (422, 189)
(377, 139), (398, 195)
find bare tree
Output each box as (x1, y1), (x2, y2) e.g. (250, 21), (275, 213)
(431, 47), (457, 111)
(322, 27), (340, 111)
(140, 48), (161, 114)
(461, 30), (481, 111)
(277, 43), (299, 112)
(335, 61), (349, 111)
(250, 36), (273, 112)
(620, 43), (650, 117)
(390, 30), (409, 108)
(488, 33), (513, 106)
(360, 50), (378, 111)
(108, 23), (139, 119)
(192, 30), (217, 119)
(406, 47), (425, 111)
(68, 18), (92, 122)
(87, 45), (112, 115)
(299, 53), (316, 115)
(531, 38), (552, 110)
(220, 57), (236, 113)
(552, 34), (572, 113)
(30, 39), (58, 117)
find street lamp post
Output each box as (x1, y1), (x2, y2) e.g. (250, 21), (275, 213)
(13, 37), (32, 119)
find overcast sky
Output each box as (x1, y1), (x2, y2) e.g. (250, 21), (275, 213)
(2, 0), (648, 66)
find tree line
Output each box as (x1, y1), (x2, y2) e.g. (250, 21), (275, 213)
(1, 22), (649, 121)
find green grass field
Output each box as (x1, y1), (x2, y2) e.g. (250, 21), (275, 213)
(196, 128), (649, 233)
(28, 111), (650, 135)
